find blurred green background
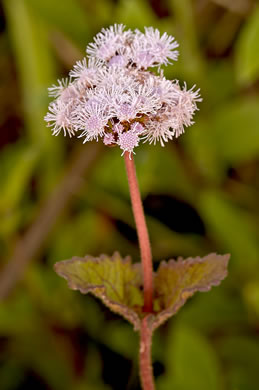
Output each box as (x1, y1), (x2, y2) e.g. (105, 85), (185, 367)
(1, 0), (259, 389)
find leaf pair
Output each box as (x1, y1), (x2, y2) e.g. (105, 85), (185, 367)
(54, 252), (229, 331)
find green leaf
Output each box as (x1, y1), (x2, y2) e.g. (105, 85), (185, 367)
(55, 251), (229, 332)
(185, 97), (259, 177)
(115, 0), (157, 30)
(175, 288), (247, 333)
(199, 190), (259, 273)
(169, 0), (204, 82)
(235, 4), (259, 85)
(54, 252), (143, 330)
(3, 0), (63, 192)
(3, 0), (56, 145)
(151, 253), (229, 330)
(26, 0), (90, 45)
(210, 98), (259, 165)
(218, 336), (259, 390)
(166, 325), (222, 390)
(0, 144), (38, 212)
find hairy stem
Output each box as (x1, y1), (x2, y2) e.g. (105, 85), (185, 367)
(139, 316), (155, 390)
(124, 153), (155, 389)
(124, 152), (153, 312)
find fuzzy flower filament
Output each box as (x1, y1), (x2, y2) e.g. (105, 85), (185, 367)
(45, 24), (202, 157)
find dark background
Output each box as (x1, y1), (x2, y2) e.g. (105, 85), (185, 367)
(1, 0), (259, 389)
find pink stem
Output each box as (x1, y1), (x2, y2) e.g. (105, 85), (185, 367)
(124, 152), (153, 312)
(139, 316), (155, 390)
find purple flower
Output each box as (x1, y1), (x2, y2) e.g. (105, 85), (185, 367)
(103, 132), (115, 146)
(48, 78), (78, 102)
(45, 24), (201, 156)
(44, 100), (75, 137)
(117, 123), (144, 158)
(69, 58), (103, 87)
(86, 24), (132, 63)
(75, 102), (111, 142)
(132, 28), (179, 69)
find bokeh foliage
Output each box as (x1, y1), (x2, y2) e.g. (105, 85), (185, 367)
(0, 0), (259, 389)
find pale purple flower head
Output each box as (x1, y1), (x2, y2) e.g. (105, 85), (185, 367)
(132, 27), (179, 69)
(44, 100), (75, 137)
(103, 132), (115, 146)
(117, 122), (145, 157)
(75, 102), (111, 142)
(45, 24), (201, 157)
(86, 24), (133, 64)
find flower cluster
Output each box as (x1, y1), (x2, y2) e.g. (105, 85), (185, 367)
(45, 24), (201, 157)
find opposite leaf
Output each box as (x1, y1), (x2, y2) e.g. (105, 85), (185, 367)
(151, 253), (230, 330)
(54, 252), (143, 330)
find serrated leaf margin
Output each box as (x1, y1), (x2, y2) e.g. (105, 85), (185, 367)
(150, 253), (230, 331)
(54, 252), (142, 330)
